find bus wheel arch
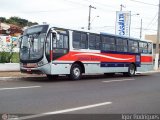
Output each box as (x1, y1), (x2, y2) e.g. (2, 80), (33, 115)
(128, 63), (136, 77)
(69, 61), (85, 80)
(124, 63), (136, 77)
(72, 61), (85, 73)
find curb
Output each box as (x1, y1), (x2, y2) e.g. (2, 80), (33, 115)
(0, 70), (160, 81)
(0, 76), (46, 81)
(136, 70), (160, 74)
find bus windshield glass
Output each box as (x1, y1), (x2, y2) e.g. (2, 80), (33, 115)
(20, 33), (46, 61)
(20, 25), (48, 61)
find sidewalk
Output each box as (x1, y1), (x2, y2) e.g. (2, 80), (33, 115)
(0, 63), (44, 79)
(0, 63), (20, 71)
(0, 71), (29, 77)
(0, 71), (45, 81)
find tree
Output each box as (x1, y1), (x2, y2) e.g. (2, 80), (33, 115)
(1, 16), (38, 28)
(0, 17), (6, 22)
(6, 16), (28, 27)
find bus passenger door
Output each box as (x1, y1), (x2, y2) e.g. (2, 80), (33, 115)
(45, 31), (52, 63)
(51, 30), (69, 61)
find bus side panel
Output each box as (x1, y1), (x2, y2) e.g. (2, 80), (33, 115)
(35, 63), (52, 75)
(51, 62), (72, 75)
(55, 51), (138, 74)
(84, 63), (128, 74)
(137, 54), (153, 72)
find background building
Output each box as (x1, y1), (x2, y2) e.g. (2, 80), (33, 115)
(0, 22), (22, 36)
(0, 22), (22, 52)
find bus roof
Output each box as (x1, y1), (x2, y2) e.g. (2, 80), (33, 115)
(31, 24), (152, 43)
(100, 32), (153, 43)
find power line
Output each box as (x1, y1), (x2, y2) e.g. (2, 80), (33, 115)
(84, 0), (116, 9)
(62, 0), (89, 7)
(128, 0), (158, 6)
(7, 6), (85, 14)
(145, 13), (158, 29)
(91, 26), (157, 31)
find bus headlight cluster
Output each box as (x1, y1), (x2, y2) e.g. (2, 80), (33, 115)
(38, 61), (44, 66)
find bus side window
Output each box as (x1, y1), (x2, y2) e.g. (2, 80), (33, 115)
(143, 42), (148, 54)
(57, 35), (64, 48)
(116, 38), (128, 52)
(89, 34), (96, 49)
(139, 42), (143, 53)
(148, 42), (152, 54)
(139, 42), (148, 54)
(101, 36), (115, 51)
(89, 34), (100, 50)
(95, 35), (100, 50)
(81, 33), (88, 49)
(64, 35), (69, 49)
(73, 32), (81, 49)
(128, 40), (138, 53)
(73, 31), (88, 49)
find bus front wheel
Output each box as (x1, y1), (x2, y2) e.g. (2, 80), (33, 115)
(69, 64), (82, 80)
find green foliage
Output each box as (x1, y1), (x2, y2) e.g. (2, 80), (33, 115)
(1, 16), (38, 27)
(0, 52), (19, 63)
(11, 52), (19, 63)
(0, 17), (6, 22)
(0, 52), (10, 63)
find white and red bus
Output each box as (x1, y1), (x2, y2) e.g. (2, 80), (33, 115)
(19, 24), (153, 80)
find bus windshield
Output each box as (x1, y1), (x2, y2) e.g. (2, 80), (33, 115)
(20, 25), (48, 62)
(20, 33), (46, 61)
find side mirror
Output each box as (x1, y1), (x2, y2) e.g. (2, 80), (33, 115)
(53, 32), (56, 38)
(57, 34), (60, 41)
(50, 28), (60, 40)
(52, 32), (60, 41)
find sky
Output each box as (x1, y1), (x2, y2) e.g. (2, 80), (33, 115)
(0, 0), (159, 39)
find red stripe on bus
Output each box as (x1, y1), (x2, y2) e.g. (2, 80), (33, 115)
(141, 56), (153, 63)
(57, 52), (136, 62)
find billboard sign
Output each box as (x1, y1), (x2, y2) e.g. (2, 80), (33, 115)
(116, 11), (131, 36)
(0, 36), (19, 52)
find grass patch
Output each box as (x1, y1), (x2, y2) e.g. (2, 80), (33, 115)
(0, 52), (19, 63)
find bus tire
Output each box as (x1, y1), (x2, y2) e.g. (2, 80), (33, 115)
(47, 75), (58, 80)
(69, 64), (82, 80)
(125, 64), (136, 77)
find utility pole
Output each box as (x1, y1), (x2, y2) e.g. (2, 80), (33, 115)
(155, 0), (160, 70)
(140, 18), (142, 39)
(120, 4), (125, 11)
(0, 20), (1, 34)
(88, 5), (96, 30)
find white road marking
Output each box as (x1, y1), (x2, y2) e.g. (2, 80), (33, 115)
(102, 78), (135, 83)
(19, 102), (112, 120)
(0, 86), (41, 91)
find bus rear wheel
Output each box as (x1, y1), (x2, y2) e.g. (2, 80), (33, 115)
(124, 64), (136, 77)
(69, 64), (82, 80)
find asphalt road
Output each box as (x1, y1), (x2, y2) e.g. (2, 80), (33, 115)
(0, 72), (160, 120)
